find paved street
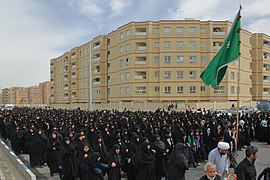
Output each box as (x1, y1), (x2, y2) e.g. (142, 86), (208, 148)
(2, 141), (269, 180)
(0, 142), (25, 180)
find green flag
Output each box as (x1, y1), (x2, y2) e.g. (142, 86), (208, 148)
(200, 7), (241, 88)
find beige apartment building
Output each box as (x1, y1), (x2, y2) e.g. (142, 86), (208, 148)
(39, 81), (51, 105)
(1, 83), (50, 106)
(50, 19), (265, 111)
(251, 33), (270, 100)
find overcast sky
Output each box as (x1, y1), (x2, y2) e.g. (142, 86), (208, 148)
(1, 0), (270, 88)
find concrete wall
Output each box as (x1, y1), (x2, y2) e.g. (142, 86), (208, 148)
(51, 100), (257, 111)
(0, 139), (36, 180)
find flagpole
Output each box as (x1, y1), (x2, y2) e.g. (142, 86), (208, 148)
(235, 4), (242, 147)
(235, 56), (240, 146)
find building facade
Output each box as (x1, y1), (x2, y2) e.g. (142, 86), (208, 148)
(50, 19), (267, 110)
(39, 81), (51, 105)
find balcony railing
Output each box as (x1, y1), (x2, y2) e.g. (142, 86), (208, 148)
(135, 61), (146, 65)
(135, 32), (147, 36)
(93, 57), (100, 61)
(213, 32), (225, 36)
(213, 46), (222, 50)
(93, 45), (100, 49)
(135, 75), (146, 80)
(263, 91), (269, 95)
(93, 81), (101, 85)
(137, 46), (147, 50)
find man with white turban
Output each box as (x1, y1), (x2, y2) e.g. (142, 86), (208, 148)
(208, 141), (230, 179)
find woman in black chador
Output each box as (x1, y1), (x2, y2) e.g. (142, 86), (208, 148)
(29, 129), (47, 167)
(60, 137), (78, 180)
(166, 142), (189, 180)
(153, 134), (167, 180)
(92, 134), (108, 163)
(10, 126), (24, 154)
(78, 143), (92, 180)
(130, 138), (156, 180)
(46, 131), (61, 176)
(89, 152), (110, 180)
(104, 144), (123, 180)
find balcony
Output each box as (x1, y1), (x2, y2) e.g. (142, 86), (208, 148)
(263, 40), (270, 48)
(213, 46), (222, 50)
(213, 32), (225, 36)
(135, 32), (147, 36)
(137, 46), (147, 50)
(93, 56), (100, 61)
(213, 28), (225, 36)
(135, 61), (146, 65)
(93, 81), (100, 85)
(263, 91), (269, 95)
(135, 72), (146, 80)
(264, 52), (270, 60)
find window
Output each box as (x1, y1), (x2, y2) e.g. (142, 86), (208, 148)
(120, 32), (124, 40)
(126, 72), (130, 80)
(177, 56), (184, 64)
(154, 28), (160, 33)
(214, 86), (225, 93)
(201, 41), (206, 48)
(165, 86), (171, 93)
(190, 56), (196, 64)
(200, 56), (206, 62)
(93, 90), (100, 97)
(164, 56), (171, 63)
(231, 86), (235, 94)
(189, 41), (196, 49)
(154, 42), (160, 48)
(189, 71), (196, 78)
(126, 30), (130, 37)
(164, 27), (171, 34)
(176, 27), (183, 34)
(120, 87), (124, 95)
(231, 72), (235, 80)
(201, 86), (205, 92)
(126, 44), (130, 52)
(189, 27), (196, 34)
(154, 71), (160, 77)
(126, 86), (130, 94)
(120, 59), (123, 67)
(190, 86), (196, 93)
(155, 86), (160, 92)
(164, 41), (171, 49)
(120, 73), (124, 81)
(177, 71), (183, 78)
(154, 56), (160, 62)
(164, 71), (171, 78)
(120, 46), (124, 54)
(177, 86), (183, 93)
(176, 41), (184, 49)
(200, 28), (206, 33)
(126, 58), (130, 65)
(135, 86), (146, 94)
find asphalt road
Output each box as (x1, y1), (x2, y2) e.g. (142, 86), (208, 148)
(2, 141), (269, 180)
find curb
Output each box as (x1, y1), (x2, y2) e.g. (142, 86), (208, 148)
(0, 139), (36, 180)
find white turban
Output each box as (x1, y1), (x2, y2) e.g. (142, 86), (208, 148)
(218, 142), (230, 149)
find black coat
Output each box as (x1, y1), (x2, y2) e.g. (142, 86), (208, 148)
(104, 145), (122, 180)
(60, 141), (78, 179)
(166, 143), (189, 180)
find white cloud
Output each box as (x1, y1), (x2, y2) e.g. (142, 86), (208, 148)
(68, 0), (104, 21)
(172, 0), (220, 20)
(244, 0), (270, 18)
(247, 18), (270, 35)
(109, 0), (133, 19)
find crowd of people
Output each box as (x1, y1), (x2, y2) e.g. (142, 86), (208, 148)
(0, 107), (270, 180)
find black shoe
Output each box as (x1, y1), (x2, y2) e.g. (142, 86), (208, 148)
(50, 173), (54, 177)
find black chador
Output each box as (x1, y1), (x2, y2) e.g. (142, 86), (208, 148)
(131, 138), (156, 180)
(60, 137), (78, 180)
(104, 144), (123, 180)
(166, 143), (189, 180)
(46, 131), (61, 176)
